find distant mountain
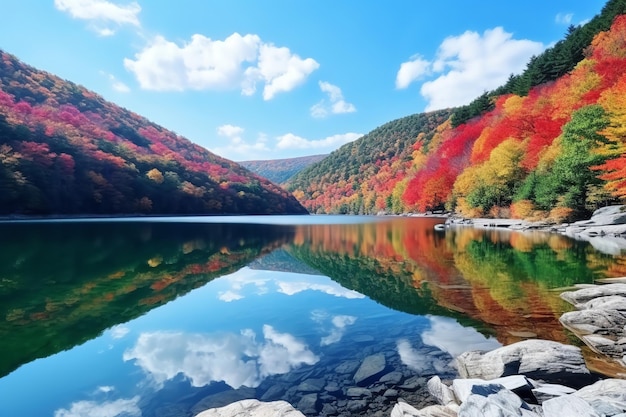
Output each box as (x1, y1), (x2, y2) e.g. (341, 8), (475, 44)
(0, 50), (308, 216)
(288, 0), (626, 220)
(239, 154), (327, 184)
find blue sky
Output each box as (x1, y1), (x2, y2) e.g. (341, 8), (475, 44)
(0, 1), (606, 161)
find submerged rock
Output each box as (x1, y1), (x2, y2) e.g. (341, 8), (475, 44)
(354, 353), (386, 386)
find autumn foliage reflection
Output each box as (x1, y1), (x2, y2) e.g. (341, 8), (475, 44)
(0, 221), (293, 378)
(289, 218), (625, 347)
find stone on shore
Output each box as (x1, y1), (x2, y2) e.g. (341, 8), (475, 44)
(353, 353), (386, 386)
(574, 378), (626, 414)
(531, 383), (576, 403)
(560, 284), (626, 306)
(455, 339), (594, 388)
(559, 284), (626, 367)
(390, 401), (458, 417)
(194, 399), (305, 417)
(542, 395), (601, 417)
(458, 386), (541, 417)
(426, 376), (456, 405)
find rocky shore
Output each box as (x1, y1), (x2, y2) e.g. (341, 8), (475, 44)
(445, 205), (626, 255)
(194, 338), (626, 417)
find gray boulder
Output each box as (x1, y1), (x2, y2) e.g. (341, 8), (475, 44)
(353, 353), (386, 386)
(455, 339), (593, 388)
(559, 309), (626, 335)
(560, 284), (626, 366)
(194, 399), (305, 417)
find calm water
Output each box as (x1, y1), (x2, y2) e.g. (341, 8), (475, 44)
(0, 215), (624, 417)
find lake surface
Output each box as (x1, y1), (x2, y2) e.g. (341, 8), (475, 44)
(1, 215), (625, 417)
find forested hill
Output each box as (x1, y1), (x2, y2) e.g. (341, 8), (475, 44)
(0, 51), (307, 216)
(239, 154), (327, 185)
(288, 0), (626, 220)
(287, 110), (452, 214)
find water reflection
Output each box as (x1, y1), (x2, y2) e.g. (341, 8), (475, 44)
(124, 325), (319, 389)
(288, 218), (625, 349)
(1, 216), (626, 417)
(0, 221), (294, 378)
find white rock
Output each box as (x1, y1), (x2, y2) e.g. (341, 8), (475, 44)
(574, 379), (626, 414)
(458, 390), (541, 417)
(455, 340), (590, 386)
(560, 309), (626, 335)
(560, 284), (626, 306)
(451, 375), (531, 403)
(391, 402), (458, 417)
(531, 383), (576, 403)
(194, 399), (305, 417)
(542, 395), (600, 417)
(580, 295), (626, 311)
(427, 375), (457, 405)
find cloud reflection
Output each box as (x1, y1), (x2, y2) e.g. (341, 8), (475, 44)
(396, 339), (449, 375)
(123, 325), (319, 389)
(217, 268), (365, 301)
(421, 315), (501, 357)
(277, 281), (364, 298)
(54, 396), (141, 417)
(321, 315), (357, 346)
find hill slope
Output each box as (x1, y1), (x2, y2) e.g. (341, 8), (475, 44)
(289, 0), (626, 220)
(239, 154), (327, 185)
(0, 51), (307, 216)
(287, 110), (452, 214)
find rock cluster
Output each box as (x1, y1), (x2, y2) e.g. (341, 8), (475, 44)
(560, 283), (626, 368)
(391, 340), (626, 417)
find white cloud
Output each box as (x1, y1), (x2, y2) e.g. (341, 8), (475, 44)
(124, 33), (318, 99)
(555, 12), (574, 25)
(123, 326), (318, 389)
(320, 315), (357, 346)
(421, 316), (501, 358)
(54, 0), (141, 35)
(310, 81), (356, 118)
(396, 339), (453, 375)
(109, 324), (130, 339)
(245, 44), (320, 100)
(395, 56), (430, 89)
(54, 396), (141, 417)
(398, 27), (543, 111)
(218, 290), (244, 302)
(276, 132), (362, 150)
(212, 125), (270, 160)
(217, 124), (245, 138)
(101, 72), (130, 93)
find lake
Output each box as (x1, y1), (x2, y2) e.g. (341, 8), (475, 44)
(0, 215), (624, 417)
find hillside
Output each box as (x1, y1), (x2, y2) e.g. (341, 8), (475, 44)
(288, 0), (626, 220)
(0, 51), (307, 216)
(287, 109), (452, 214)
(239, 154), (327, 185)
